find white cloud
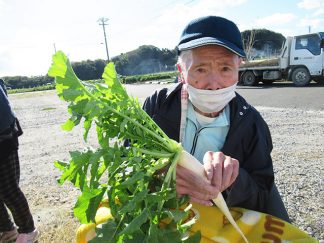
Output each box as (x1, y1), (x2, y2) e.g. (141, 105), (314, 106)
(298, 0), (324, 19)
(313, 8), (324, 16)
(1, 27), (65, 76)
(0, 51), (14, 76)
(297, 0), (323, 10)
(254, 13), (296, 27)
(270, 28), (296, 37)
(156, 0), (246, 28)
(298, 17), (324, 29)
(0, 0), (6, 14)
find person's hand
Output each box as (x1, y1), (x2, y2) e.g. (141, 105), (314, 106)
(176, 164), (218, 206)
(203, 151), (239, 192)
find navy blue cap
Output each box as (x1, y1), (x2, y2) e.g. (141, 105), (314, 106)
(177, 16), (246, 57)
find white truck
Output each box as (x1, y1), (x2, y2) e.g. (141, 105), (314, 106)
(239, 32), (324, 86)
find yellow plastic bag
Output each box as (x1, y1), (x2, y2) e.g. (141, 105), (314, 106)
(77, 203), (317, 243)
(188, 203), (317, 243)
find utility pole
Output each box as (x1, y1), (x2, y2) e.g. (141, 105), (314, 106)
(53, 43), (57, 53)
(98, 17), (110, 61)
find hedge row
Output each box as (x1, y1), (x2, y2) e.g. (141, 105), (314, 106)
(121, 71), (178, 84)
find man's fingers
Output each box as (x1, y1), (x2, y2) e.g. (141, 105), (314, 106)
(221, 157), (239, 191)
(211, 152), (223, 190)
(222, 156), (233, 191)
(229, 159), (239, 186)
(203, 152), (240, 192)
(176, 165), (220, 199)
(177, 165), (210, 186)
(176, 177), (219, 199)
(203, 151), (214, 181)
(176, 183), (218, 202)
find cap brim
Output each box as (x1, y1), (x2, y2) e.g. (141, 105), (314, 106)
(178, 37), (246, 57)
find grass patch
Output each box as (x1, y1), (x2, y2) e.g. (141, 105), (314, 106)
(7, 84), (55, 94)
(121, 71), (178, 84)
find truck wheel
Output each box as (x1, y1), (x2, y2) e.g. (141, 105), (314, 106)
(242, 71), (258, 86)
(292, 67), (311, 86)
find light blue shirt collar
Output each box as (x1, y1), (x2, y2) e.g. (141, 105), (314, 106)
(183, 102), (230, 163)
(187, 102), (230, 128)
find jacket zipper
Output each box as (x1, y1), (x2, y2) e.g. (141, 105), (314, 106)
(189, 123), (208, 155)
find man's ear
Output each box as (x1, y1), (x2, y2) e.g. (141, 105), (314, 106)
(176, 63), (182, 74)
(176, 64), (185, 83)
(238, 57), (243, 66)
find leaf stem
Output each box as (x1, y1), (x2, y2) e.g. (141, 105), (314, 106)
(135, 147), (174, 158)
(77, 80), (175, 152)
(106, 105), (175, 151)
(157, 150), (182, 211)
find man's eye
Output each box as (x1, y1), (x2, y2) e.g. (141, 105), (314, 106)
(196, 68), (206, 73)
(221, 67), (231, 72)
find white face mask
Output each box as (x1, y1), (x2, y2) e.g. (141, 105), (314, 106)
(187, 83), (237, 113)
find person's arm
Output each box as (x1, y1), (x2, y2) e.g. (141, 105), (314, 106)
(142, 90), (158, 117)
(224, 120), (274, 213)
(0, 79), (8, 96)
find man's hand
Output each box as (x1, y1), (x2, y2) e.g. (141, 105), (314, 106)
(203, 151), (239, 192)
(176, 165), (217, 206)
(176, 151), (239, 206)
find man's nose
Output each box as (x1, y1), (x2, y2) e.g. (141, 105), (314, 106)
(205, 71), (222, 90)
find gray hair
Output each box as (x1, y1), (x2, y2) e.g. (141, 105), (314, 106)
(177, 50), (193, 71)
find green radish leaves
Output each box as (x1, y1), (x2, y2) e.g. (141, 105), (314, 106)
(48, 51), (197, 242)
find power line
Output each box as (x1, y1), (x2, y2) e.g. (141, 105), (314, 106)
(98, 17), (110, 61)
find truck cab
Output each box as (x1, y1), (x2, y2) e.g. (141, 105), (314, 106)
(289, 32), (324, 80)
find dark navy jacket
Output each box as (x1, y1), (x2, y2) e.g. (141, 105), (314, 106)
(0, 85), (22, 159)
(143, 83), (274, 213)
(0, 85), (15, 133)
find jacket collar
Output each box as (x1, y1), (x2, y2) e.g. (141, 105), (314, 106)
(227, 92), (252, 133)
(165, 82), (183, 100)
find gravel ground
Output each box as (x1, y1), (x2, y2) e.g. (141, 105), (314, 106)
(8, 90), (324, 241)
(259, 107), (324, 240)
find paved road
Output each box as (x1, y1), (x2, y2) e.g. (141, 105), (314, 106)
(125, 82), (324, 111)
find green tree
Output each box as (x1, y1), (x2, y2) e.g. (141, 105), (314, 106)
(241, 29), (285, 58)
(72, 59), (107, 80)
(111, 45), (177, 75)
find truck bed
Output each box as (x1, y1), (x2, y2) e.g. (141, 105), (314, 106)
(240, 58), (280, 68)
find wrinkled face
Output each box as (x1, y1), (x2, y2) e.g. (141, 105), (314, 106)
(178, 45), (241, 90)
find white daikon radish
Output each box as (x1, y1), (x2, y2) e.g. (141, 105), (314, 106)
(178, 150), (249, 243)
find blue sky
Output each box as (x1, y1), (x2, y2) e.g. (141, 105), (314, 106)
(0, 0), (323, 77)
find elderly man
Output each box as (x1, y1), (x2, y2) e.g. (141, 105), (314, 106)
(143, 16), (290, 222)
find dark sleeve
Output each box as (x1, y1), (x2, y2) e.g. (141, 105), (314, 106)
(142, 90), (159, 118)
(224, 113), (274, 213)
(142, 88), (181, 142)
(0, 119), (21, 160)
(0, 80), (7, 96)
(123, 92), (158, 147)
